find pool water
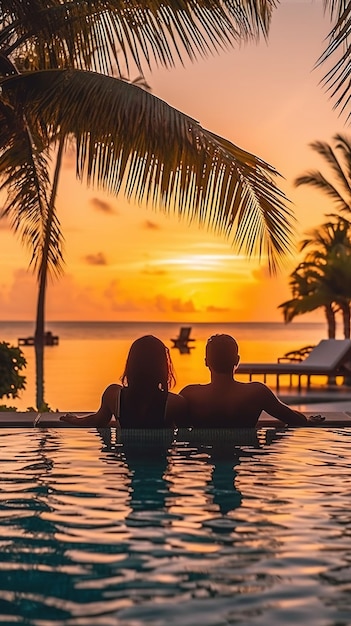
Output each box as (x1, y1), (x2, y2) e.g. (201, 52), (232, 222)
(1, 427), (351, 625)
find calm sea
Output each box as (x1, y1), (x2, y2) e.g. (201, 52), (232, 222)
(0, 320), (333, 412)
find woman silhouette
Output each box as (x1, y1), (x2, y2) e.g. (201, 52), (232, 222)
(61, 335), (187, 428)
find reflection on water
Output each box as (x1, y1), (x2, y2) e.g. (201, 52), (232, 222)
(1, 428), (351, 624)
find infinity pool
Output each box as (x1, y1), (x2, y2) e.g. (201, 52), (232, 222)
(1, 427), (351, 625)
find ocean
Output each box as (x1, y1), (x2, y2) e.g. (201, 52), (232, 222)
(0, 320), (334, 412)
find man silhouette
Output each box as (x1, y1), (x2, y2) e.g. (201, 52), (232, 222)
(180, 334), (321, 428)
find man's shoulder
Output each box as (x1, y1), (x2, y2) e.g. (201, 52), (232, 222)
(249, 380), (273, 395)
(179, 383), (208, 396)
(236, 380), (268, 392)
(233, 380), (272, 402)
(168, 391), (187, 405)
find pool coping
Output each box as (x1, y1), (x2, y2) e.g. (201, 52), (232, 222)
(0, 411), (350, 428)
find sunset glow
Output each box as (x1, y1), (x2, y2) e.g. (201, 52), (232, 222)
(0, 1), (344, 324)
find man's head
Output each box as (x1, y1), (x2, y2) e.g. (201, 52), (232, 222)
(205, 334), (239, 374)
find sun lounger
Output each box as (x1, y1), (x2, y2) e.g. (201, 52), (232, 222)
(277, 345), (315, 362)
(170, 327), (195, 351)
(236, 339), (351, 391)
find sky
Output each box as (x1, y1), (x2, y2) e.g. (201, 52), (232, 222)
(0, 0), (348, 323)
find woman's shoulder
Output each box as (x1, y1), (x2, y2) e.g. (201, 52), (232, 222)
(102, 383), (123, 399)
(104, 383), (122, 392)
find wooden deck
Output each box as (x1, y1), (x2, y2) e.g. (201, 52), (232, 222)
(18, 331), (59, 346)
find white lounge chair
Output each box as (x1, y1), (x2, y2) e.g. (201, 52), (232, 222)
(236, 339), (351, 391)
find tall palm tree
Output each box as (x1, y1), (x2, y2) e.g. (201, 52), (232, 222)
(0, 1), (291, 409)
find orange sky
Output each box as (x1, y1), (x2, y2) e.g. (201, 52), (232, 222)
(0, 0), (348, 323)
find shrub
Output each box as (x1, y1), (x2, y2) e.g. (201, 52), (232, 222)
(0, 341), (26, 399)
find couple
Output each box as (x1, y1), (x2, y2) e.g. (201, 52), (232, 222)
(61, 334), (321, 428)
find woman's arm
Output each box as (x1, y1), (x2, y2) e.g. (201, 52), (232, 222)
(165, 392), (189, 427)
(60, 384), (121, 427)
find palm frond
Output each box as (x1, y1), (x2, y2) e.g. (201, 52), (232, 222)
(334, 133), (351, 180)
(308, 140), (351, 198)
(294, 170), (351, 214)
(1, 0), (276, 76)
(0, 98), (64, 277)
(317, 0), (351, 119)
(278, 259), (338, 322)
(2, 68), (294, 272)
(278, 293), (329, 321)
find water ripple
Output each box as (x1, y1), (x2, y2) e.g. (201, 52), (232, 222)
(0, 428), (351, 624)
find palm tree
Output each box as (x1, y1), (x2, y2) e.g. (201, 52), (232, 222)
(300, 219), (351, 339)
(279, 219), (351, 339)
(278, 261), (338, 338)
(0, 1), (293, 409)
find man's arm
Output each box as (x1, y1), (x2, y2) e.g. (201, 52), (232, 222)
(259, 383), (308, 426)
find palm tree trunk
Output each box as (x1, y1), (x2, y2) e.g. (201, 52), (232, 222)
(325, 303), (336, 338)
(340, 302), (351, 386)
(324, 303), (337, 385)
(340, 302), (351, 339)
(34, 137), (64, 409)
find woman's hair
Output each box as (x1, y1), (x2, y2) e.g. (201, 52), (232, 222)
(121, 335), (176, 391)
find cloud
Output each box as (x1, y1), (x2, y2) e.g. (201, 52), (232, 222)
(0, 270), (109, 321)
(84, 252), (108, 266)
(0, 272), (199, 322)
(142, 220), (160, 230)
(154, 294), (197, 313)
(233, 264), (294, 321)
(104, 281), (198, 315)
(206, 305), (230, 313)
(104, 280), (143, 312)
(141, 266), (167, 276)
(0, 269), (37, 319)
(90, 197), (116, 214)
